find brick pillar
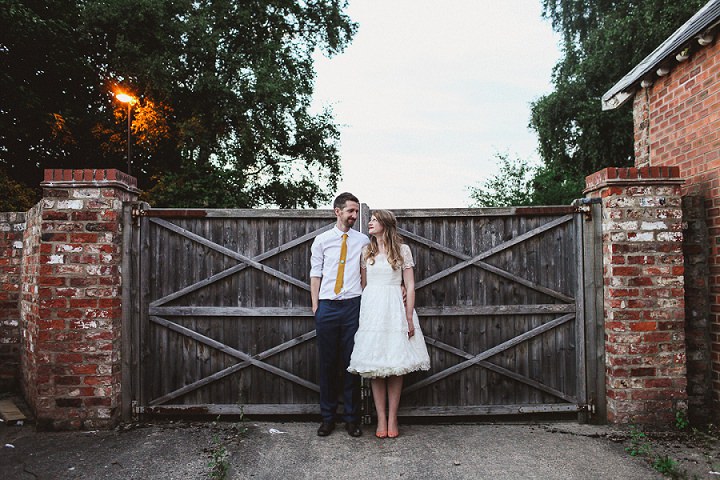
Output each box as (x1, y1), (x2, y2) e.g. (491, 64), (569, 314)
(0, 212), (26, 391)
(21, 169), (138, 429)
(585, 166), (687, 426)
(633, 90), (651, 168)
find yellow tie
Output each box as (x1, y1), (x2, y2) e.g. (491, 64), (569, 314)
(334, 234), (348, 294)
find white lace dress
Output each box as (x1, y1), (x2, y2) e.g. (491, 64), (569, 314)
(347, 244), (431, 378)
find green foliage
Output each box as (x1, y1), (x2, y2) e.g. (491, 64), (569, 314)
(206, 407), (246, 479)
(531, 163), (587, 206)
(625, 425), (686, 477)
(1, 0), (355, 208)
(676, 410), (690, 431)
(468, 153), (537, 207)
(207, 434), (230, 480)
(626, 425), (651, 457)
(0, 168), (40, 212)
(652, 455), (678, 475)
(528, 0), (707, 204)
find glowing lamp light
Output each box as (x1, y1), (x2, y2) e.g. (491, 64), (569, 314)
(115, 93), (137, 104)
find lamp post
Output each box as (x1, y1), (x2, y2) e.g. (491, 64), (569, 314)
(115, 92), (137, 175)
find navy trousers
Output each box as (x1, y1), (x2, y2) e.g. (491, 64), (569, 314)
(315, 297), (361, 424)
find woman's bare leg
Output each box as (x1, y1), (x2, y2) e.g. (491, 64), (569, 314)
(387, 375), (403, 437)
(371, 378), (388, 436)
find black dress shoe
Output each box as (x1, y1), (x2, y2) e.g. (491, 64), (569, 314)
(345, 422), (362, 437)
(317, 422), (335, 436)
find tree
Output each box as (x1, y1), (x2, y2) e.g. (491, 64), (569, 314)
(0, 0), (356, 209)
(529, 0), (707, 204)
(468, 153), (537, 207)
(0, 169), (37, 212)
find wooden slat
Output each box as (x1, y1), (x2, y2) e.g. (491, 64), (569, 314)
(400, 228), (574, 303)
(140, 404), (321, 415)
(0, 399), (26, 422)
(150, 316), (319, 393)
(138, 214), (153, 408)
(150, 217), (310, 291)
(573, 212), (588, 422)
(150, 306), (314, 316)
(150, 330), (318, 405)
(142, 208), (335, 218)
(121, 204), (135, 422)
(585, 201), (605, 420)
(404, 313), (575, 394)
(149, 304), (574, 317)
(392, 206), (578, 218)
(139, 402), (581, 416)
(397, 404), (581, 416)
(150, 223), (333, 307)
(416, 304), (576, 316)
(415, 215), (574, 290)
(423, 336), (576, 403)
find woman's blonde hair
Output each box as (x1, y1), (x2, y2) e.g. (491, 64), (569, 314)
(365, 209), (404, 270)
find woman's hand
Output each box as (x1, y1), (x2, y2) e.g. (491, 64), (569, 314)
(407, 320), (415, 338)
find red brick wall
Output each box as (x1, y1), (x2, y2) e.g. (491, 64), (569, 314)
(0, 212), (26, 391)
(585, 167), (687, 425)
(20, 169), (137, 429)
(633, 37), (720, 420)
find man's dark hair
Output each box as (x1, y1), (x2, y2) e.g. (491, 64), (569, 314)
(333, 192), (359, 210)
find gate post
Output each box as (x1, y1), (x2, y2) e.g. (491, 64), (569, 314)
(21, 169), (138, 429)
(585, 166), (687, 426)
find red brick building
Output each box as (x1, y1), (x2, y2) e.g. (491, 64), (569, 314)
(603, 0), (720, 422)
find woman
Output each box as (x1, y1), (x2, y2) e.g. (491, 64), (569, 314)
(347, 209), (430, 438)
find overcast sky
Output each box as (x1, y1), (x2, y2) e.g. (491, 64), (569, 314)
(311, 0), (561, 209)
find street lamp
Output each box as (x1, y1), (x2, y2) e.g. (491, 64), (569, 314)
(115, 92), (137, 175)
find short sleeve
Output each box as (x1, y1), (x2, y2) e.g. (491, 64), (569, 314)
(309, 236), (324, 278)
(400, 244), (415, 269)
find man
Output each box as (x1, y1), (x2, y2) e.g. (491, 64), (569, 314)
(310, 192), (370, 437)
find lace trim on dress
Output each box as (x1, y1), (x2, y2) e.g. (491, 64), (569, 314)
(400, 243), (415, 270)
(349, 361), (431, 379)
(361, 243), (415, 269)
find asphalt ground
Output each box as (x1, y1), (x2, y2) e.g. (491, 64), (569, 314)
(0, 419), (662, 479)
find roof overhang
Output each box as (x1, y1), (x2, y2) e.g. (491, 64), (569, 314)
(602, 0), (720, 110)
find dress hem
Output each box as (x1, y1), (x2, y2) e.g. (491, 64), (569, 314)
(347, 363), (430, 379)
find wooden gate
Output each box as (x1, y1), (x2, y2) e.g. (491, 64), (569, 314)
(123, 204), (602, 420)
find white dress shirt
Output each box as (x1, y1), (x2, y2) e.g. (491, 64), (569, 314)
(310, 226), (370, 300)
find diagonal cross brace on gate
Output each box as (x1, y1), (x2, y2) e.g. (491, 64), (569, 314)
(139, 216), (332, 407)
(403, 313), (576, 395)
(149, 222), (333, 307)
(148, 217), (329, 295)
(399, 225), (574, 303)
(420, 321), (577, 403)
(408, 214), (574, 294)
(148, 315), (319, 406)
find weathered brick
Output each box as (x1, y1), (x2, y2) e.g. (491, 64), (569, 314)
(16, 169), (138, 430)
(586, 167), (687, 427)
(629, 321), (657, 332)
(56, 398), (83, 408)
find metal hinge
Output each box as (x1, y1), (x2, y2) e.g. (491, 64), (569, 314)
(132, 401), (144, 419)
(131, 205), (144, 219)
(576, 204), (591, 220)
(573, 197), (600, 221)
(581, 400), (596, 415)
